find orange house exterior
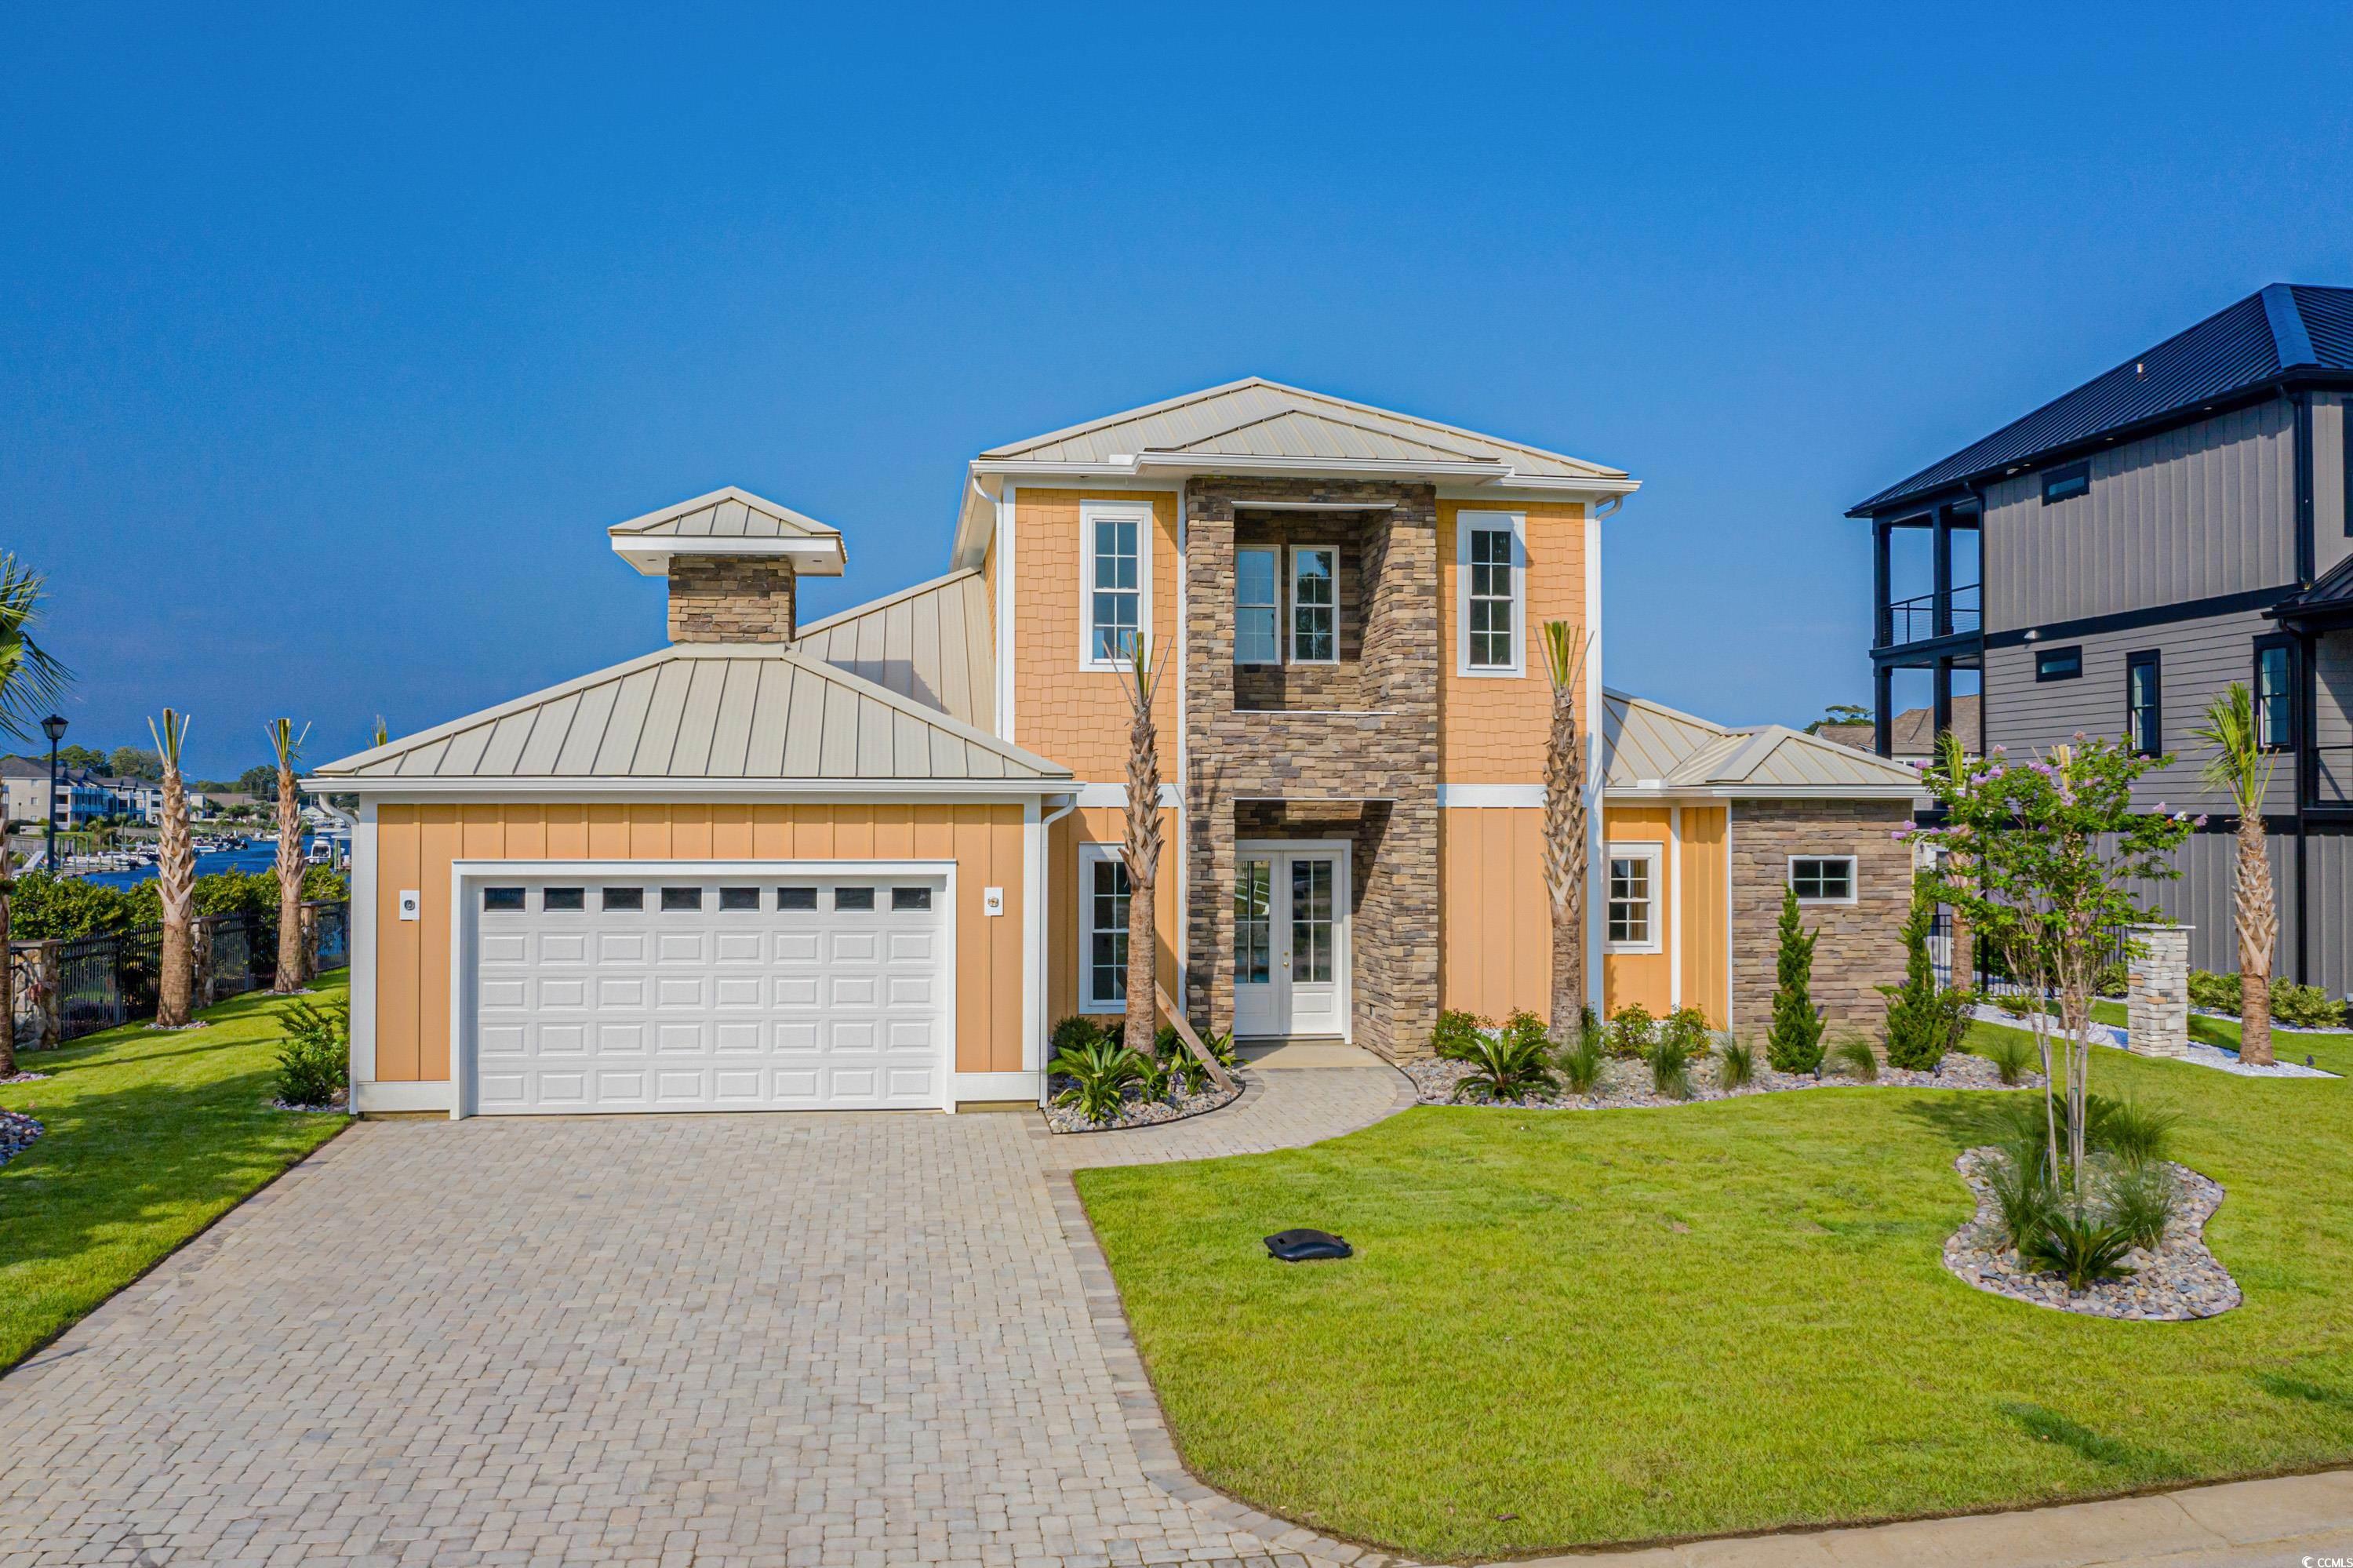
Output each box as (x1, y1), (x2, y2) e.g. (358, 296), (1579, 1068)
(317, 384), (1919, 1118)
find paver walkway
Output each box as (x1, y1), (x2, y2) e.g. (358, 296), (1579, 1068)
(3, 1060), (2346, 1567)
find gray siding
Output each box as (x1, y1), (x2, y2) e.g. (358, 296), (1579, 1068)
(1984, 608), (2289, 815)
(2119, 829), (2353, 1000)
(2318, 391), (2351, 577)
(1982, 398), (2295, 631)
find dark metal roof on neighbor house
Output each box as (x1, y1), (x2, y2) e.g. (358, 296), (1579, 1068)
(2271, 551), (2353, 627)
(1849, 285), (2353, 518)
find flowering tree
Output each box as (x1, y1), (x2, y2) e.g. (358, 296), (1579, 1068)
(1913, 737), (2194, 1195)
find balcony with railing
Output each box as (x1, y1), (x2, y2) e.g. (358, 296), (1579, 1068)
(1875, 581), (1980, 649)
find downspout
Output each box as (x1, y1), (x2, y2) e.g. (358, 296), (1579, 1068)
(2293, 391), (2315, 984)
(1037, 795), (1077, 1108)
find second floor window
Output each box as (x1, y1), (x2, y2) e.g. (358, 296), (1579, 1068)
(1291, 547), (1337, 663)
(1457, 512), (1526, 676)
(1235, 548), (1279, 664)
(1082, 502), (1147, 668)
(2126, 651), (2162, 756)
(2257, 639), (2296, 751)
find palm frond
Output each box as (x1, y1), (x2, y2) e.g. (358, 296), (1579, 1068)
(2191, 682), (2272, 817)
(0, 551), (72, 740)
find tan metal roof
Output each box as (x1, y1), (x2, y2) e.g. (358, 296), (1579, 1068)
(1603, 689), (1923, 796)
(313, 644), (1064, 785)
(980, 377), (1627, 481)
(796, 569), (995, 730)
(608, 486), (842, 540)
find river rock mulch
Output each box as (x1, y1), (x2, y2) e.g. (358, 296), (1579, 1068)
(0, 1070), (53, 1086)
(271, 1086), (348, 1113)
(1408, 1047), (2040, 1110)
(0, 1108), (44, 1170)
(1944, 1148), (2239, 1320)
(1042, 1071), (1244, 1133)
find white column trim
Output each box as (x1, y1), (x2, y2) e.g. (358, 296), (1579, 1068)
(996, 485), (1017, 743)
(1021, 799), (1042, 1077)
(1584, 508), (1606, 1013)
(347, 799), (378, 1100)
(1668, 805), (1683, 1011)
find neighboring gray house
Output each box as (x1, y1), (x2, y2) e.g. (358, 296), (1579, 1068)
(1851, 283), (2353, 991)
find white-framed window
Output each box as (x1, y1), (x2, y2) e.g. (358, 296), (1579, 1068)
(1455, 511), (1526, 676)
(1080, 842), (1131, 1010)
(1605, 842), (1663, 953)
(1789, 855), (1857, 904)
(1290, 546), (1337, 664)
(1235, 547), (1280, 665)
(1080, 500), (1151, 669)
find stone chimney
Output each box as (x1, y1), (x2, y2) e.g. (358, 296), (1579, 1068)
(666, 556), (797, 643)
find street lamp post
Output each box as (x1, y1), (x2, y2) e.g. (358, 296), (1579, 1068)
(40, 714), (67, 872)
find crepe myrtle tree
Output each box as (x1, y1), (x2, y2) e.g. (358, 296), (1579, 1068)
(1912, 736), (2195, 1197)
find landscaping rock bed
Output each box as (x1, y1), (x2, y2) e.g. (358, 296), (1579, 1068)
(1408, 1048), (2038, 1110)
(1969, 1005), (2338, 1078)
(0, 1108), (43, 1170)
(0, 1070), (52, 1086)
(271, 1086), (347, 1113)
(1042, 1071), (1244, 1133)
(1944, 1148), (2239, 1320)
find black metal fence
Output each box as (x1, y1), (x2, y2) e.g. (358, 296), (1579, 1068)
(1928, 907), (2134, 997)
(9, 899), (351, 1049)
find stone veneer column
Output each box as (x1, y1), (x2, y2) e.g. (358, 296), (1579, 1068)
(2126, 924), (2191, 1058)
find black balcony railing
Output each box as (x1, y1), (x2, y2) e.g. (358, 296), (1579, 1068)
(1878, 583), (1981, 647)
(2311, 745), (2353, 809)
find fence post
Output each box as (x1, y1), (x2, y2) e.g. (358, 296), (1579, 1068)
(36, 940), (61, 1050)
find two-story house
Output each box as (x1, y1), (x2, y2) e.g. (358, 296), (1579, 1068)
(315, 380), (1919, 1117)
(1852, 285), (2353, 991)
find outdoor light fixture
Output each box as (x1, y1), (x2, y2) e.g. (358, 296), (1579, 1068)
(1264, 1228), (1352, 1263)
(40, 713), (66, 873)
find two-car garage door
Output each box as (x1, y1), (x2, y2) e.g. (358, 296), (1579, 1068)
(468, 868), (948, 1114)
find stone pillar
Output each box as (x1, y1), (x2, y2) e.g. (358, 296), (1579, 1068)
(2126, 925), (2191, 1058)
(35, 940), (61, 1050)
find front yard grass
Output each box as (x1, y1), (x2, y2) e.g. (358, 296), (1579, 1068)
(1076, 1021), (2353, 1560)
(0, 975), (349, 1372)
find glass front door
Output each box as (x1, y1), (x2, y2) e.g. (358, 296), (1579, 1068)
(1231, 844), (1348, 1039)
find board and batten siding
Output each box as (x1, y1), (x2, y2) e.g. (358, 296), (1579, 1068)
(369, 802), (1029, 1086)
(1983, 608), (2292, 817)
(1981, 398), (2297, 631)
(1048, 806), (1183, 1024)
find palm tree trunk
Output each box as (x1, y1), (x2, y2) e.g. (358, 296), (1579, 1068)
(1121, 645), (1163, 1059)
(2236, 813), (2275, 1066)
(273, 765), (304, 992)
(1540, 631), (1590, 1043)
(155, 741), (195, 1028)
(0, 878), (15, 1079)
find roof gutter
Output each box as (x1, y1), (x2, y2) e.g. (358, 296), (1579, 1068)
(300, 775), (1073, 799)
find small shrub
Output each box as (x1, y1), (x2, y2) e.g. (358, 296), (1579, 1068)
(1983, 1031), (2036, 1086)
(1133, 1050), (1173, 1102)
(1153, 1022), (1181, 1058)
(1500, 1009), (1551, 1052)
(1431, 1009), (1488, 1060)
(1646, 1034), (1695, 1100)
(273, 998), (350, 1107)
(1766, 886), (1825, 1074)
(1882, 890), (1955, 1071)
(2021, 1205), (2138, 1290)
(1050, 1015), (1108, 1055)
(2091, 1095), (2181, 1167)
(2104, 1162), (2177, 1252)
(1830, 1038), (1879, 1081)
(1716, 1038), (1755, 1090)
(2093, 960), (2128, 999)
(1985, 1144), (2058, 1250)
(1661, 1006), (1711, 1057)
(2273, 980), (2348, 1030)
(1051, 1039), (1144, 1123)
(1556, 1033), (1606, 1095)
(1207, 1028), (1240, 1067)
(1450, 1032), (1559, 1104)
(2188, 970), (2242, 1016)
(1606, 1003), (1655, 1060)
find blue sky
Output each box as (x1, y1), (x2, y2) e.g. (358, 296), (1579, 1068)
(5, 3), (2351, 778)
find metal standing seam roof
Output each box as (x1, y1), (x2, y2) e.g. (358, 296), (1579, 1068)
(795, 569), (996, 730)
(311, 644), (1067, 784)
(1850, 284), (2353, 517)
(980, 377), (1629, 481)
(1602, 689), (1922, 795)
(607, 487), (843, 540)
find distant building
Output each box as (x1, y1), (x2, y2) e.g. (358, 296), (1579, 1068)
(1817, 696), (1979, 762)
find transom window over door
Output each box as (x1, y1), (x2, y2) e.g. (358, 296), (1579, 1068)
(1457, 514), (1525, 675)
(1082, 844), (1130, 1010)
(1235, 548), (1279, 665)
(1081, 501), (1150, 668)
(1606, 844), (1661, 952)
(1291, 547), (1337, 663)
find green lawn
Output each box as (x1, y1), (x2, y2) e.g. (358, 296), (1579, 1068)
(1077, 1022), (2353, 1560)
(0, 976), (349, 1371)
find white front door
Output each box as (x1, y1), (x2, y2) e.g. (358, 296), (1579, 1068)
(1231, 842), (1350, 1039)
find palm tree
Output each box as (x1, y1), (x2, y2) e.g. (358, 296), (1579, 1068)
(2194, 683), (2277, 1066)
(1539, 621), (1592, 1042)
(0, 553), (71, 1077)
(265, 718), (310, 993)
(1118, 635), (1164, 1060)
(151, 709), (196, 1028)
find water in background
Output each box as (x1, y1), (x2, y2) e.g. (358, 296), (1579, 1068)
(82, 836), (315, 889)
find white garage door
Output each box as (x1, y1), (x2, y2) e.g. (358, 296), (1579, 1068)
(469, 869), (948, 1114)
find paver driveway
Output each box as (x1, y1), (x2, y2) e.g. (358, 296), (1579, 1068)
(0, 1065), (1412, 1568)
